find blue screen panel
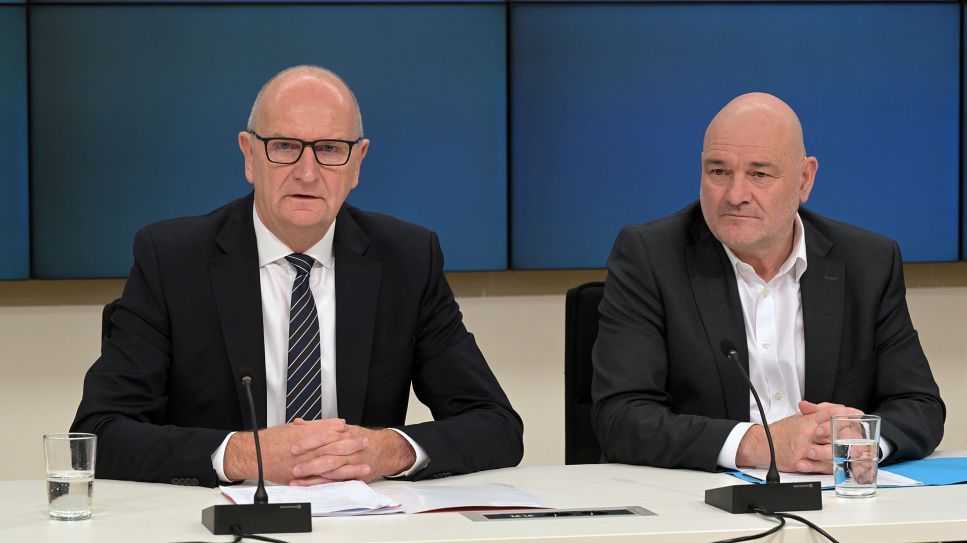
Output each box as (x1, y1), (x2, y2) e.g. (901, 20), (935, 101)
(0, 8), (27, 279)
(32, 0), (497, 3)
(512, 4), (959, 268)
(515, 0), (959, 3)
(30, 6), (506, 277)
(963, 7), (967, 262)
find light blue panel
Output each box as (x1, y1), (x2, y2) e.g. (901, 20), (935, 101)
(31, 6), (506, 277)
(512, 3), (960, 268)
(0, 8), (27, 279)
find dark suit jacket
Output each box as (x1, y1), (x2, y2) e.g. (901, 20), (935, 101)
(591, 202), (945, 471)
(72, 193), (523, 487)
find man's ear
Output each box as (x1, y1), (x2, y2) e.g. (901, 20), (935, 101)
(349, 138), (370, 190)
(799, 156), (818, 204)
(238, 131), (255, 185)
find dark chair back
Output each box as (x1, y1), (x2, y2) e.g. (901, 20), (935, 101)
(102, 298), (120, 339)
(564, 281), (605, 464)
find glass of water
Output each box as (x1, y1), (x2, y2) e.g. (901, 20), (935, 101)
(830, 414), (881, 498)
(43, 433), (96, 520)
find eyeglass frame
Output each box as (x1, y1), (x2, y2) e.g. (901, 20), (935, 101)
(247, 130), (363, 166)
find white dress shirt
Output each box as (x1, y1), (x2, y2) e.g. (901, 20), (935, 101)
(210, 206), (428, 482)
(716, 214), (891, 469)
(716, 214), (807, 469)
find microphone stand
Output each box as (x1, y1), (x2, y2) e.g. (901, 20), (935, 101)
(704, 341), (822, 514)
(202, 368), (312, 535)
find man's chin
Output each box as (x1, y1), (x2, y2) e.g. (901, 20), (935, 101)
(283, 209), (334, 229)
(714, 231), (764, 253)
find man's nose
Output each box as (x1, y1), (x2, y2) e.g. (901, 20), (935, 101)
(724, 173), (752, 206)
(292, 146), (320, 182)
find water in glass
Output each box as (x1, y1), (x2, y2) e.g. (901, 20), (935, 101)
(833, 438), (878, 498)
(47, 469), (94, 520)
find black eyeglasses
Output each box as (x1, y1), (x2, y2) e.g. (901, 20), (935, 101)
(248, 130), (362, 166)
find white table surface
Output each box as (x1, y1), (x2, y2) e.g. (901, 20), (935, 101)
(2, 461), (966, 543)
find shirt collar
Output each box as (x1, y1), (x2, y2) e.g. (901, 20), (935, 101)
(722, 213), (808, 283)
(252, 204), (335, 270)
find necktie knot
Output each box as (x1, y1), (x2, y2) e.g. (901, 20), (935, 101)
(285, 253), (315, 277)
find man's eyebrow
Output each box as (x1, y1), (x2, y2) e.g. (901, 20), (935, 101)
(748, 161), (777, 169)
(702, 158), (728, 167)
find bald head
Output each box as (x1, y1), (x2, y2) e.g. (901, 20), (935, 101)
(704, 92), (805, 161)
(247, 65), (364, 137)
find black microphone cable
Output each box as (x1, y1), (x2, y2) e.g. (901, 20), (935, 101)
(709, 505), (841, 543)
(171, 529), (291, 543)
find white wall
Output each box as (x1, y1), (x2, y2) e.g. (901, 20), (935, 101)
(1, 267), (963, 480)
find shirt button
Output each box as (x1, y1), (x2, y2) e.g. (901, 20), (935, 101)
(762, 289), (770, 298)
(774, 392), (782, 401)
(761, 341), (771, 349)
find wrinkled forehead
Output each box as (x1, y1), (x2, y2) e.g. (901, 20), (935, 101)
(703, 107), (802, 164)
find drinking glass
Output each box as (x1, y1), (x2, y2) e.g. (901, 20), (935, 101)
(44, 433), (96, 520)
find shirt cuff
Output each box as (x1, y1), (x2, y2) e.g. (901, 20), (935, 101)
(717, 422), (755, 470)
(211, 431), (237, 483)
(384, 428), (429, 479)
(878, 436), (894, 463)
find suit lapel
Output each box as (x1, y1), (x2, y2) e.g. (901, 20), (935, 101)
(209, 194), (268, 428)
(685, 216), (751, 421)
(799, 218), (845, 403)
(333, 207), (381, 425)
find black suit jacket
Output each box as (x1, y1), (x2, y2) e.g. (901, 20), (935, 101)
(591, 202), (945, 471)
(72, 193), (523, 486)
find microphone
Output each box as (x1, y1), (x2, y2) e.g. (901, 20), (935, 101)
(704, 340), (822, 514)
(721, 341), (780, 485)
(239, 367), (269, 505)
(202, 368), (312, 535)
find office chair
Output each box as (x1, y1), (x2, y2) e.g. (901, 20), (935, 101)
(564, 281), (605, 465)
(102, 298), (120, 339)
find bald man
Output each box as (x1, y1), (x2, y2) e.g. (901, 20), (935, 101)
(72, 66), (523, 487)
(591, 93), (944, 473)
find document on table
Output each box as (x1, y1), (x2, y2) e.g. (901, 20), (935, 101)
(878, 457), (967, 486)
(220, 481), (549, 516)
(220, 481), (401, 516)
(730, 468), (921, 489)
(379, 483), (550, 514)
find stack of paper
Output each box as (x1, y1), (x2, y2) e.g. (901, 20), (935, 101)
(732, 468), (921, 489)
(220, 481), (401, 516)
(732, 456), (967, 489)
(380, 483), (549, 514)
(220, 480), (549, 517)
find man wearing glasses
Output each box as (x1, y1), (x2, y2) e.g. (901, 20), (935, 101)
(72, 65), (523, 487)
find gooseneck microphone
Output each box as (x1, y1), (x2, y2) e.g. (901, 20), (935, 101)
(704, 339), (822, 514)
(720, 340), (780, 485)
(239, 367), (269, 505)
(201, 369), (312, 535)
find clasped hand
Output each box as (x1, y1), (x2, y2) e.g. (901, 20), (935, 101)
(224, 418), (416, 485)
(736, 400), (864, 473)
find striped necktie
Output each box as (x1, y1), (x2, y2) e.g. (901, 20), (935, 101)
(284, 253), (323, 422)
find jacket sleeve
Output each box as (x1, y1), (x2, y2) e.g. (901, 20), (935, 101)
(869, 243), (945, 463)
(591, 225), (736, 471)
(71, 227), (228, 487)
(394, 233), (524, 479)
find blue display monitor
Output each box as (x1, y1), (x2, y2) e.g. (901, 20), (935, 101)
(30, 5), (506, 278)
(511, 3), (960, 268)
(0, 8), (27, 280)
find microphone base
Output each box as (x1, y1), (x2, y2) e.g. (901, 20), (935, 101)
(705, 481), (822, 514)
(202, 502), (313, 535)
